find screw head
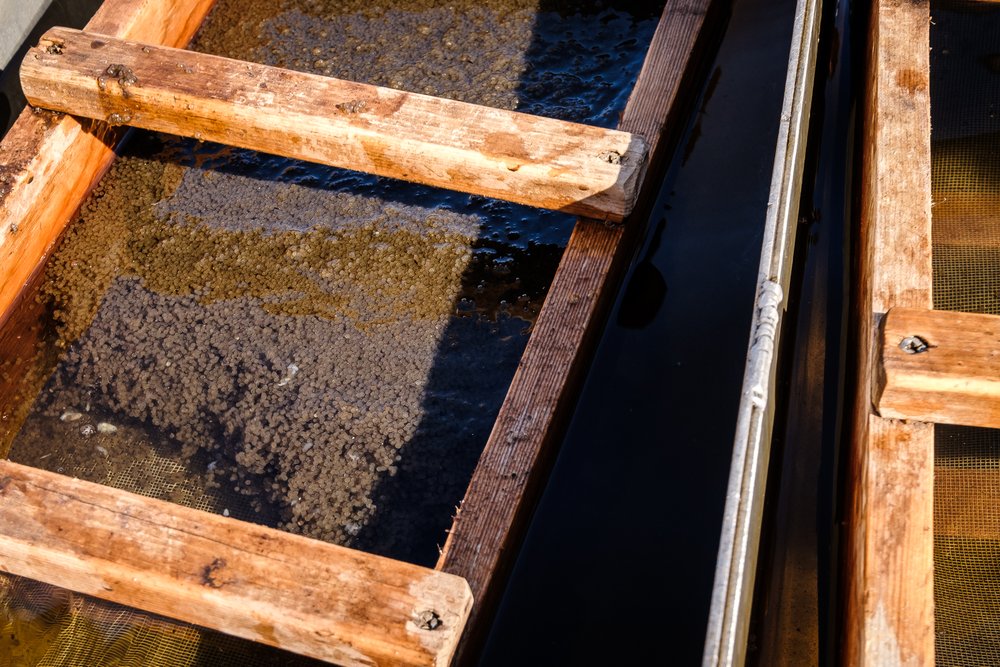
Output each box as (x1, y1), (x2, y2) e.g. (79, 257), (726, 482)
(899, 335), (930, 354)
(416, 609), (442, 631)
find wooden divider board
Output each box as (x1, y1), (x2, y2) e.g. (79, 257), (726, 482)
(844, 0), (935, 665)
(21, 27), (646, 222)
(436, 0), (717, 659)
(0, 460), (472, 667)
(877, 307), (1000, 429)
(0, 0), (712, 664)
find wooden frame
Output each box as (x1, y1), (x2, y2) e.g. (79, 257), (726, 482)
(0, 0), (716, 664)
(844, 0), (935, 664)
(21, 27), (647, 222)
(0, 460), (472, 667)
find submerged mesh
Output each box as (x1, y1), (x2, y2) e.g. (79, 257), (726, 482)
(0, 573), (322, 667)
(930, 3), (1000, 665)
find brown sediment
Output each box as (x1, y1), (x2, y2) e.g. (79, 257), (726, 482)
(13, 138), (479, 544)
(193, 0), (540, 110)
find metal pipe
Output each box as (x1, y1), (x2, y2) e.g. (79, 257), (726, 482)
(702, 0), (823, 663)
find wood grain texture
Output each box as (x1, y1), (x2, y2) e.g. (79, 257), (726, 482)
(877, 308), (1000, 428)
(0, 460), (472, 667)
(844, 1), (935, 665)
(0, 0), (217, 329)
(21, 27), (646, 222)
(436, 0), (718, 660)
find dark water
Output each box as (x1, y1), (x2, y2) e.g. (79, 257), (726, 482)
(480, 0), (798, 663)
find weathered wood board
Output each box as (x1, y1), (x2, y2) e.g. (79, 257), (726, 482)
(843, 0), (935, 665)
(877, 307), (1000, 429)
(0, 460), (472, 667)
(20, 27), (646, 222)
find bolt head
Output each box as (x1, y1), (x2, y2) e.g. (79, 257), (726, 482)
(899, 335), (930, 354)
(416, 609), (442, 631)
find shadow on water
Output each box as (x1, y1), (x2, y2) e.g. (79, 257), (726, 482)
(355, 0), (666, 567)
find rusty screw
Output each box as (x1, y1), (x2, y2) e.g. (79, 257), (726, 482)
(416, 610), (442, 631)
(899, 335), (929, 354)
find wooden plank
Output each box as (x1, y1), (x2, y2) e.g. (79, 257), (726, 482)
(0, 0), (217, 328)
(936, 466), (1000, 540)
(0, 460), (472, 667)
(843, 0), (935, 665)
(21, 27), (647, 223)
(436, 0), (718, 659)
(877, 307), (1000, 428)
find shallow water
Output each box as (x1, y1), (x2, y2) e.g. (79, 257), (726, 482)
(4, 0), (660, 567)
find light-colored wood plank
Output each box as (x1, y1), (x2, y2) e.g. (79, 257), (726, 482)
(844, 0), (935, 665)
(0, 459), (472, 667)
(936, 466), (1000, 540)
(21, 27), (646, 223)
(0, 0), (217, 329)
(436, 1), (717, 659)
(877, 307), (1000, 428)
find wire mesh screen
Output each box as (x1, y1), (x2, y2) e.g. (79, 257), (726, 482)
(931, 3), (1000, 665)
(0, 572), (323, 667)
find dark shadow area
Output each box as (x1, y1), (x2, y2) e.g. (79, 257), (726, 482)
(479, 0), (798, 663)
(355, 0), (666, 567)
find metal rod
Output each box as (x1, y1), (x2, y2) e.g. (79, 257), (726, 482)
(702, 0), (823, 663)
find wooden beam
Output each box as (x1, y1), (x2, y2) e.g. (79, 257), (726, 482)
(436, 0), (717, 659)
(936, 466), (1000, 540)
(0, 0), (217, 328)
(0, 460), (472, 667)
(843, 0), (935, 665)
(21, 27), (646, 223)
(877, 307), (1000, 428)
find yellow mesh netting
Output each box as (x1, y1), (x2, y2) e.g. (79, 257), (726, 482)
(0, 572), (322, 667)
(931, 2), (1000, 664)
